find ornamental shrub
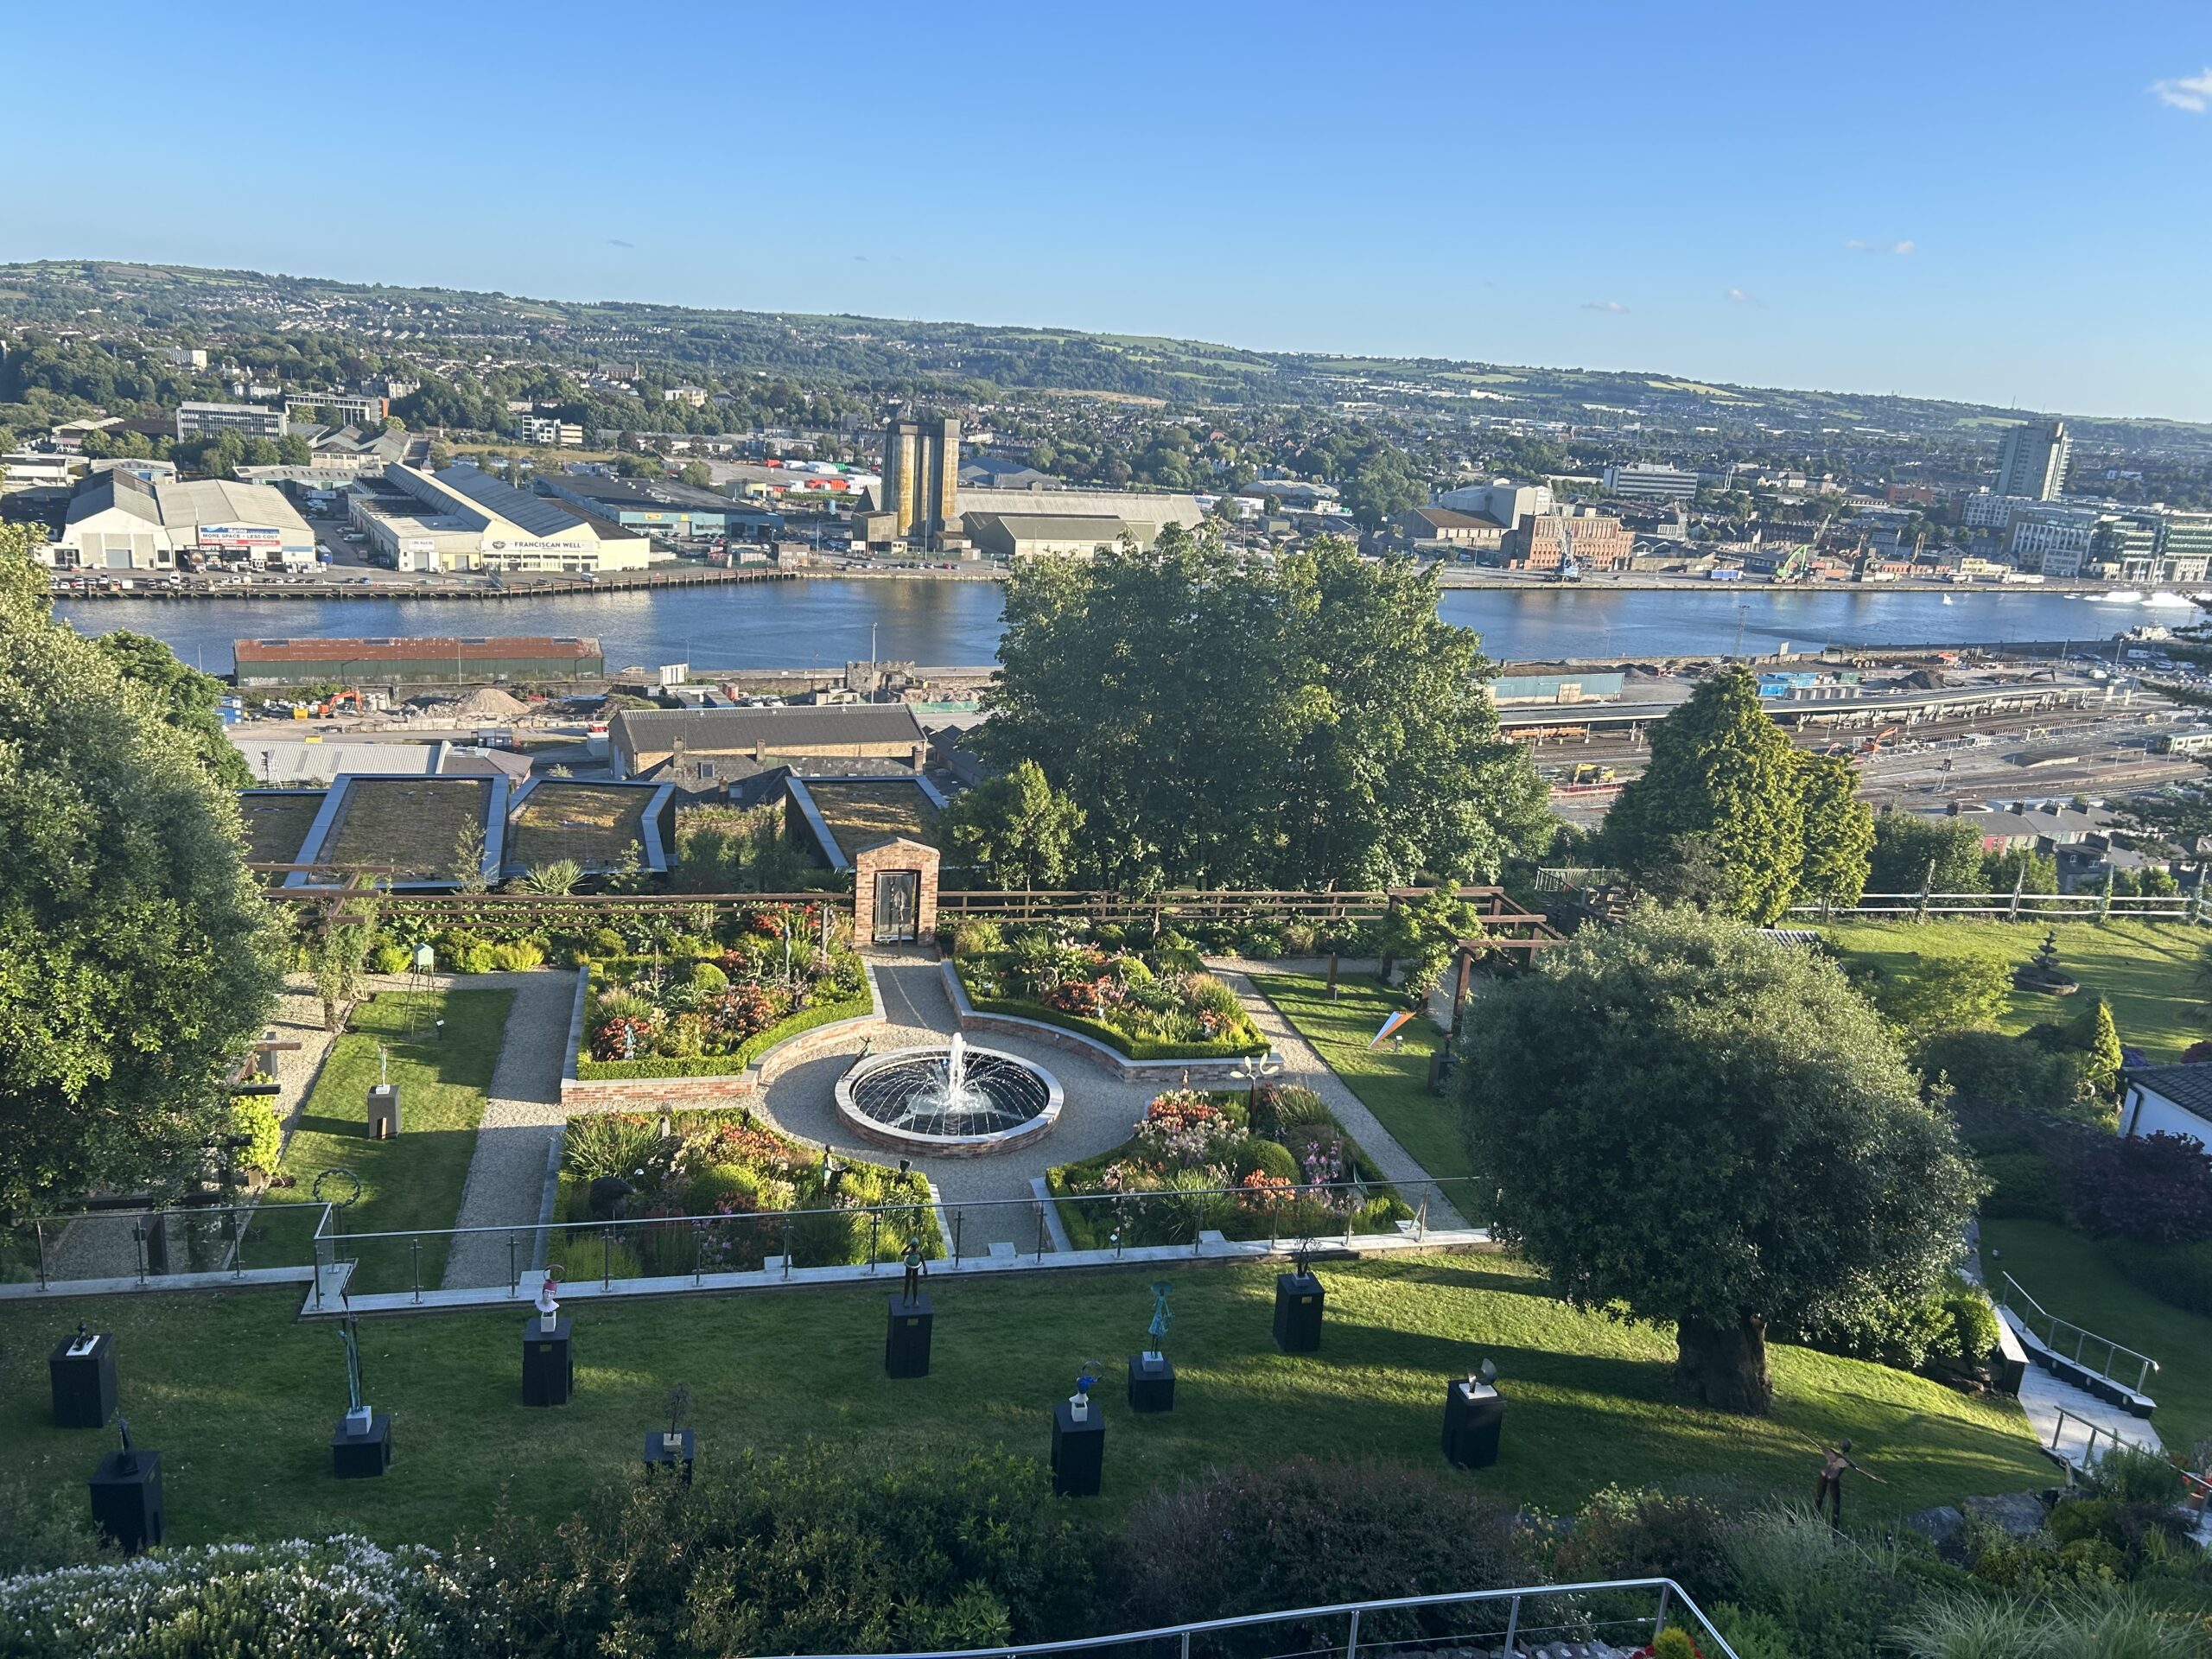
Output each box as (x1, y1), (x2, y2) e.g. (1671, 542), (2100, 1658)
(0, 1535), (469, 1657)
(951, 919), (1004, 957)
(689, 961), (729, 994)
(1942, 1287), (2002, 1369)
(1239, 1139), (1300, 1183)
(1649, 1630), (1699, 1659)
(1546, 1486), (1730, 1598)
(1975, 1150), (2069, 1221)
(1117, 1459), (1526, 1644)
(1277, 920), (1318, 955)
(488, 939), (543, 971)
(2072, 1132), (2212, 1244)
(2107, 1234), (2212, 1319)
(460, 1443), (1096, 1655)
(367, 941), (410, 976)
(1918, 1027), (2085, 1119)
(232, 1098), (284, 1177)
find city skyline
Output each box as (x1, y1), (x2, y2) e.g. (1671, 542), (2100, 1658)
(2, 2), (2209, 420)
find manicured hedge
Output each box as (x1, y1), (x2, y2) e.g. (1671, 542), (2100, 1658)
(957, 974), (1266, 1062)
(575, 988), (874, 1080)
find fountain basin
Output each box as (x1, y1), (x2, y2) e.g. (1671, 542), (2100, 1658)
(835, 1042), (1065, 1158)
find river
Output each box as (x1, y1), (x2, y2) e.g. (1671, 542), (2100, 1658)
(52, 580), (2183, 677)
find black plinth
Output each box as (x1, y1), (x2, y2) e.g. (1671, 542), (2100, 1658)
(521, 1314), (574, 1406)
(885, 1292), (934, 1379)
(1051, 1399), (1105, 1497)
(49, 1334), (117, 1429)
(1273, 1273), (1325, 1353)
(1441, 1380), (1503, 1469)
(644, 1428), (696, 1484)
(1127, 1353), (1177, 1413)
(367, 1083), (401, 1139)
(331, 1411), (393, 1478)
(88, 1450), (162, 1554)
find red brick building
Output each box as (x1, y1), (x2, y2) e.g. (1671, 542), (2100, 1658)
(1492, 510), (1633, 573)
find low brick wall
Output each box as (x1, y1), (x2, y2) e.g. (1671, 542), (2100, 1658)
(558, 963), (885, 1113)
(940, 960), (1253, 1083)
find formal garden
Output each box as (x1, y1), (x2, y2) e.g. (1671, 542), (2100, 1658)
(948, 921), (1268, 1060)
(543, 1108), (940, 1280)
(1046, 1084), (1413, 1249)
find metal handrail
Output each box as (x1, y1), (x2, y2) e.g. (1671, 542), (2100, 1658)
(776, 1577), (1740, 1659)
(1999, 1272), (2158, 1396)
(2046, 1407), (2212, 1497)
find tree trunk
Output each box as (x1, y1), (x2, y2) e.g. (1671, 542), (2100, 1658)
(1675, 1314), (1772, 1414)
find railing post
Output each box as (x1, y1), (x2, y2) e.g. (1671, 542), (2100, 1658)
(1036, 1204), (1046, 1261)
(509, 1232), (519, 1296)
(410, 1237), (423, 1305)
(869, 1209), (880, 1272)
(952, 1209), (963, 1264)
(602, 1230), (611, 1289)
(1344, 1605), (1360, 1659)
(1655, 1582), (1672, 1639)
(1503, 1594), (1521, 1655)
(783, 1215), (792, 1279)
(34, 1220), (48, 1291)
(134, 1221), (147, 1287)
(1179, 1632), (1191, 1659)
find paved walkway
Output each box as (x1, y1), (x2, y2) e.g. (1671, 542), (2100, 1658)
(436, 969), (577, 1289)
(1210, 966), (1468, 1230)
(754, 950), (1160, 1249)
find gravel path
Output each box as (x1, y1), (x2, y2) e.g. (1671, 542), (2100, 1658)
(432, 970), (577, 1289)
(753, 950), (1161, 1249)
(1211, 965), (1470, 1230)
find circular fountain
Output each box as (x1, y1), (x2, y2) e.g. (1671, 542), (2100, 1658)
(835, 1033), (1064, 1157)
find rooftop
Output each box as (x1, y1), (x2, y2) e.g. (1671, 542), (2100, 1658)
(237, 791), (326, 866)
(613, 702), (927, 756)
(795, 778), (944, 865)
(505, 779), (669, 873)
(308, 775), (499, 886)
(2126, 1063), (2212, 1122)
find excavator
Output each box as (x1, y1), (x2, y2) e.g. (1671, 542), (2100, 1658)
(291, 689), (366, 720)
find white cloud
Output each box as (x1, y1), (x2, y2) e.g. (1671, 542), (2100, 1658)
(1845, 238), (1916, 256)
(1581, 300), (1630, 314)
(2152, 67), (2212, 111)
(1726, 288), (1762, 305)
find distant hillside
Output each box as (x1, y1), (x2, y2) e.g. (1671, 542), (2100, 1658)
(3, 258), (2207, 454)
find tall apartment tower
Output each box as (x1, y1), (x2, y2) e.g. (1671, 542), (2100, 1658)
(880, 415), (960, 545)
(1995, 420), (2069, 502)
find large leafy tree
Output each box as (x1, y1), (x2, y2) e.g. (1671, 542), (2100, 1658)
(1867, 809), (1985, 895)
(979, 529), (1549, 891)
(0, 528), (280, 1213)
(1456, 905), (1978, 1413)
(1794, 752), (1873, 909)
(942, 760), (1084, 889)
(87, 628), (253, 788)
(1602, 667), (1809, 924)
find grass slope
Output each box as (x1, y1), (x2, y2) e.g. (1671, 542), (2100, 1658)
(1821, 918), (2202, 1061)
(267, 990), (514, 1292)
(1247, 972), (1468, 1179)
(1980, 1218), (2212, 1453)
(0, 1256), (2044, 1548)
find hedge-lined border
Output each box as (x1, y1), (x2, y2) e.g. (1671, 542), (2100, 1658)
(950, 962), (1267, 1062)
(572, 961), (874, 1080)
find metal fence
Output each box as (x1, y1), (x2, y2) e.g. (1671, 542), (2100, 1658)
(778, 1580), (1739, 1659)
(1787, 889), (2205, 923)
(1, 1200), (330, 1291)
(1997, 1272), (2159, 1398)
(307, 1177), (1487, 1308)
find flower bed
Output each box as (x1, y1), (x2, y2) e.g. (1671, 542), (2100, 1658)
(1046, 1084), (1411, 1250)
(952, 938), (1266, 1061)
(547, 1108), (942, 1280)
(576, 911), (870, 1081)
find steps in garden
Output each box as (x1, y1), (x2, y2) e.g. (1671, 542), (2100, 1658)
(2000, 1308), (2157, 1418)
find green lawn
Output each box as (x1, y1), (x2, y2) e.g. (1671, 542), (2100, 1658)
(0, 1255), (2044, 1549)
(1821, 918), (2202, 1061)
(1247, 972), (1469, 1179)
(1980, 1218), (2212, 1454)
(267, 990), (514, 1293)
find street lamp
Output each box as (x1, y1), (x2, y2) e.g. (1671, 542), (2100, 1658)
(1231, 1050), (1286, 1118)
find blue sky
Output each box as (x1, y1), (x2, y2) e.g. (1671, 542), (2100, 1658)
(5, 1), (2209, 419)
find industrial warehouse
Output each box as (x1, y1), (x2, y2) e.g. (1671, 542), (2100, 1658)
(55, 473), (315, 570)
(346, 462), (653, 575)
(231, 634), (606, 688)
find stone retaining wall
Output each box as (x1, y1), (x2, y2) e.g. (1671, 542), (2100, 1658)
(557, 963), (884, 1112)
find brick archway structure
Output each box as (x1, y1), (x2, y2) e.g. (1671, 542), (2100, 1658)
(853, 836), (940, 944)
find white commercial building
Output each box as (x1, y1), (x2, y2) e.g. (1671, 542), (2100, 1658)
(2008, 507), (2097, 564)
(1434, 479), (1553, 525)
(349, 463), (653, 575)
(57, 473), (315, 570)
(1601, 463), (1700, 502)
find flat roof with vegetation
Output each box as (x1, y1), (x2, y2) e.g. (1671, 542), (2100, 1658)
(506, 780), (658, 873)
(800, 779), (940, 863)
(238, 791), (326, 866)
(317, 777), (494, 884)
